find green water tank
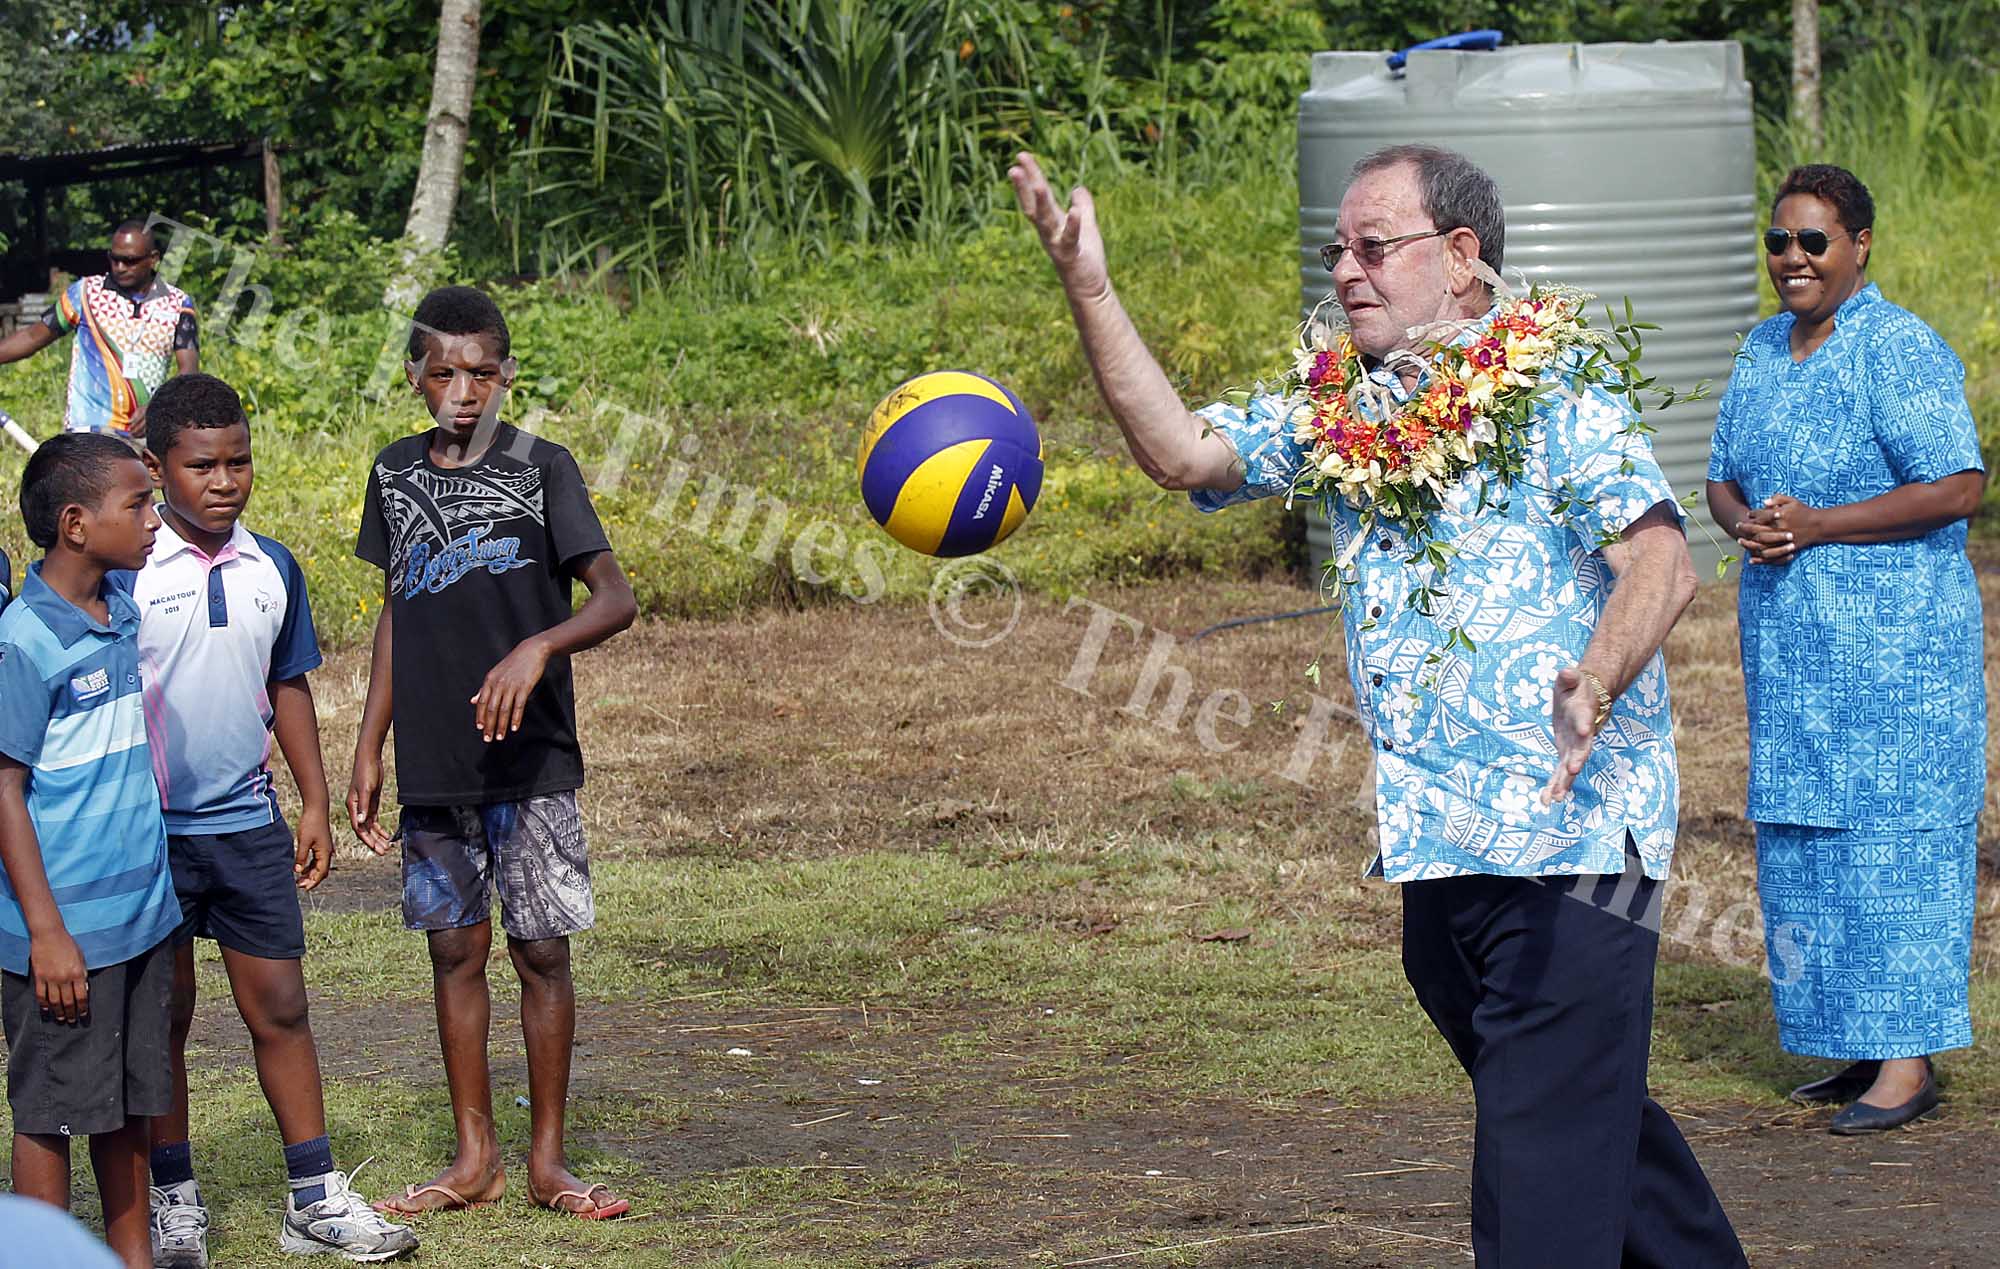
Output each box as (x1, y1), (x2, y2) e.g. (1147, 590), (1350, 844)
(1296, 40), (1760, 575)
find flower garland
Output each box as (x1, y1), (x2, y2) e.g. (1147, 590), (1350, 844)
(1242, 282), (1713, 661)
(1280, 284), (1622, 549)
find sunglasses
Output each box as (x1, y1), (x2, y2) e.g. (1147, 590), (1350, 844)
(107, 251), (157, 267)
(1762, 227), (1850, 256)
(1319, 227), (1448, 271)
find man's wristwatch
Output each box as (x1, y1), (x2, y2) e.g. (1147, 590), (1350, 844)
(1577, 669), (1614, 732)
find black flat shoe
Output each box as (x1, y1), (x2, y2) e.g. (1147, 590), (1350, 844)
(1789, 1060), (1881, 1105)
(1828, 1063), (1938, 1135)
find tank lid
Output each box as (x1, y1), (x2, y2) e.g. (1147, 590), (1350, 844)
(1386, 29), (1502, 72)
(1309, 40), (1747, 104)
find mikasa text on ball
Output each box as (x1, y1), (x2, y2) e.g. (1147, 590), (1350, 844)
(858, 371), (1043, 557)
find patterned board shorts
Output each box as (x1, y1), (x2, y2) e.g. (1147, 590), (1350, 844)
(399, 791), (594, 941)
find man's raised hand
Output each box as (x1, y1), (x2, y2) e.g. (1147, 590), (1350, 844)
(1008, 152), (1111, 302)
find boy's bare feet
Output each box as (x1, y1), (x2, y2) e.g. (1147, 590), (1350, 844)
(372, 1160), (506, 1215)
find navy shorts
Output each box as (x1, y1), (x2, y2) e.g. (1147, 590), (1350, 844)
(3, 937), (173, 1136)
(168, 820), (307, 960)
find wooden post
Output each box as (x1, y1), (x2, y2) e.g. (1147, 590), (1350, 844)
(28, 182), (48, 288)
(262, 137), (284, 247)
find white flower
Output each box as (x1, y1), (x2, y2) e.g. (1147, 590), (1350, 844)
(1608, 752), (1658, 804)
(1482, 557), (1523, 595)
(1509, 650), (1563, 711)
(1594, 493), (1647, 528)
(1455, 363), (1499, 409)
(1362, 561), (1401, 600)
(1494, 774), (1538, 826)
(1630, 663), (1664, 710)
(1568, 398), (1626, 445)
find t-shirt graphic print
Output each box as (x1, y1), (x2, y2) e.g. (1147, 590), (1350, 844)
(390, 465), (541, 594)
(356, 422), (611, 806)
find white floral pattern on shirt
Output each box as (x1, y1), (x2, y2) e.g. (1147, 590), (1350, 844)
(1192, 308), (1682, 882)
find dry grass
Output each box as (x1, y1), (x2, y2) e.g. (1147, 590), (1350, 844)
(70, 560), (1999, 1268)
(301, 558), (2000, 977)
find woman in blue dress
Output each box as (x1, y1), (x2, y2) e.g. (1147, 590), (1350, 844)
(1707, 163), (1986, 1134)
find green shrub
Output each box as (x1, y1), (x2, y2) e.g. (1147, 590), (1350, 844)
(2, 8), (1992, 639)
(0, 167), (1302, 646)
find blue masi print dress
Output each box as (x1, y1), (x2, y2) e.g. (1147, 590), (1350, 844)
(1709, 283), (1986, 1059)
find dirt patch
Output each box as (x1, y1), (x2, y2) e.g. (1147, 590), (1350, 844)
(242, 572), (2000, 1264)
(293, 570), (2000, 968)
(184, 991), (2000, 1266)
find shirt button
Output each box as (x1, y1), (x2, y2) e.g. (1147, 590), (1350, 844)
(1371, 673), (1384, 686)
(1370, 605), (1383, 618)
(1379, 538), (1393, 551)
(1383, 740), (1395, 752)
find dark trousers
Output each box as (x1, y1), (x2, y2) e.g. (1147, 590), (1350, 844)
(1400, 854), (1747, 1269)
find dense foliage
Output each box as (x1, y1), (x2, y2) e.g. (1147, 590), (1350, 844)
(6, 0), (1993, 282)
(0, 1), (1994, 645)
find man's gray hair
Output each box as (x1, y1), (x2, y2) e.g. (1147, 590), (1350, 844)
(1351, 144), (1505, 275)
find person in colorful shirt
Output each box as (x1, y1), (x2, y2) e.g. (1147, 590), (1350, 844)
(0, 220), (199, 438)
(1707, 164), (1985, 1135)
(1011, 144), (1746, 1266)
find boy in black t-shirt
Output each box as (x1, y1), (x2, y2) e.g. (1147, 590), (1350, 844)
(347, 287), (638, 1220)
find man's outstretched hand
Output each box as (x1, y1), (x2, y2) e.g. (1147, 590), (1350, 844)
(1541, 667), (1601, 805)
(1008, 152), (1111, 302)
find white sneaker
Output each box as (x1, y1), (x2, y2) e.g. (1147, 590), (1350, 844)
(278, 1166), (419, 1261)
(150, 1179), (210, 1269)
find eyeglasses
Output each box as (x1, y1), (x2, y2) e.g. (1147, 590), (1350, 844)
(1762, 227), (1850, 256)
(1319, 228), (1448, 272)
(107, 251), (156, 267)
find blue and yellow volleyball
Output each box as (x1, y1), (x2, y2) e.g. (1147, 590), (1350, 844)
(858, 371), (1043, 557)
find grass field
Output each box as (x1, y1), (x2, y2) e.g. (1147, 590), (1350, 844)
(7, 564), (1998, 1266)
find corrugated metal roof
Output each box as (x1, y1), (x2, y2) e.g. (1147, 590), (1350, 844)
(0, 137), (264, 183)
(0, 136), (238, 161)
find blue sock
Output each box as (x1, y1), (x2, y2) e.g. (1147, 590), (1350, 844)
(150, 1141), (195, 1190)
(284, 1136), (336, 1206)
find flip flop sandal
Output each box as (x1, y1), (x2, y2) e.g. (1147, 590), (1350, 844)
(540, 1183), (631, 1220)
(372, 1181), (494, 1215)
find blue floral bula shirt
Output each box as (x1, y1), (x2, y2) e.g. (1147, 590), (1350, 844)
(1194, 305), (1683, 882)
(1707, 283), (1986, 830)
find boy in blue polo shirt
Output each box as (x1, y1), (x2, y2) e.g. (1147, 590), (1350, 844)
(131, 374), (415, 1265)
(0, 431), (179, 1269)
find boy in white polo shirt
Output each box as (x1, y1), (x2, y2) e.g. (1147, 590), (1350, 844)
(130, 374), (415, 1265)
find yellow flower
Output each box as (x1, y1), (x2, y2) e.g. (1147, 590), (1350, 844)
(1455, 363), (1499, 409)
(1503, 330), (1554, 372)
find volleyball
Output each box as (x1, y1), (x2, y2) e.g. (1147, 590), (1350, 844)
(858, 371), (1043, 557)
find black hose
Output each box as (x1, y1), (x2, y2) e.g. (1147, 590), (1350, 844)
(1188, 603), (1342, 643)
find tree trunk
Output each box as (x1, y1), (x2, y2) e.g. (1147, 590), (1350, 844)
(1791, 0), (1822, 150)
(388, 0), (482, 308)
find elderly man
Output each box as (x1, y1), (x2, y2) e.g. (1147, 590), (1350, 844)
(1011, 144), (1746, 1266)
(0, 220), (198, 438)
